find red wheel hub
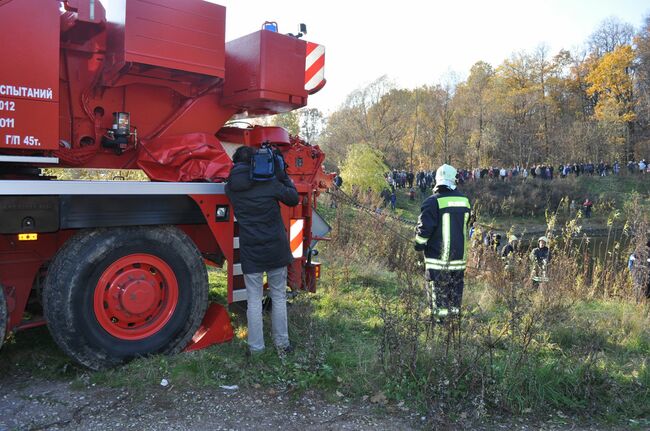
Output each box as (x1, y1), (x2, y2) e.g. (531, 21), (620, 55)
(94, 254), (179, 340)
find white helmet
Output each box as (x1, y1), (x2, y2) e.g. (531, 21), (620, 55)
(435, 164), (457, 190)
(538, 236), (549, 244)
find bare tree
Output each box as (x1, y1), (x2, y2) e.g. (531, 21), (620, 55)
(437, 73), (459, 164)
(588, 16), (634, 57)
(455, 61), (494, 167)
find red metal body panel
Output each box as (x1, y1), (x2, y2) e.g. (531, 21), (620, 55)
(217, 126), (290, 147)
(104, 0), (226, 78)
(0, 231), (74, 331)
(188, 194), (236, 302)
(0, 0), (60, 150)
(223, 31), (308, 115)
(0, 0), (325, 173)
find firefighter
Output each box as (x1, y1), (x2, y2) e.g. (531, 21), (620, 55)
(501, 235), (519, 274)
(628, 240), (650, 299)
(414, 164), (471, 322)
(501, 235), (518, 258)
(225, 146), (299, 356)
(530, 236), (551, 286)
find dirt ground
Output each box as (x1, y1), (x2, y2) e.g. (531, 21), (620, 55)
(0, 373), (421, 431)
(0, 372), (629, 431)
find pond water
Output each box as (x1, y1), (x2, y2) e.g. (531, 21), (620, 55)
(481, 227), (636, 265)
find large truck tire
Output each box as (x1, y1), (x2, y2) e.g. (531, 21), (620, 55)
(0, 287), (7, 351)
(43, 226), (208, 370)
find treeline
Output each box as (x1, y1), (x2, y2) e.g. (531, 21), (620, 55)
(304, 15), (650, 171)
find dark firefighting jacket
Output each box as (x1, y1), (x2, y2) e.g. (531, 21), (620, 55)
(414, 187), (471, 271)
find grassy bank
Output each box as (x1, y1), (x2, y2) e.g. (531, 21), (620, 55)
(373, 174), (650, 229)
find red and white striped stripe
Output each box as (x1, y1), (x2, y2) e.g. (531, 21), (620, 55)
(305, 42), (325, 94)
(290, 219), (304, 258)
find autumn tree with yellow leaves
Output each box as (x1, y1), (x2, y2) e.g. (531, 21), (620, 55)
(318, 16), (650, 171)
(586, 45), (636, 159)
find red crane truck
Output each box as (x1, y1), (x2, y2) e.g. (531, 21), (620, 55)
(0, 0), (331, 370)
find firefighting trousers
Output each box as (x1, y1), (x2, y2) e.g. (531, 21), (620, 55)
(426, 269), (465, 318)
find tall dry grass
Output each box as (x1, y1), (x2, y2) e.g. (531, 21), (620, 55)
(323, 193), (649, 421)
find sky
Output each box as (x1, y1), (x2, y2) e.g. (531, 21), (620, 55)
(211, 0), (649, 115)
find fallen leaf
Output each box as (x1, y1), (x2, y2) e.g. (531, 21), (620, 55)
(370, 391), (387, 404)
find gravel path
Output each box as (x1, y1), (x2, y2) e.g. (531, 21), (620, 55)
(0, 374), (635, 431)
(0, 376), (421, 431)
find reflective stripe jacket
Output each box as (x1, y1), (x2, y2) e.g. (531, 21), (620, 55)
(414, 187), (471, 271)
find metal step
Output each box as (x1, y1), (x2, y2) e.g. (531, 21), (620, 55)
(0, 180), (225, 195)
(0, 155), (59, 164)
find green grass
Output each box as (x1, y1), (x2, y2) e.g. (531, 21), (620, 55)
(322, 179), (645, 235)
(382, 187), (557, 232)
(0, 326), (79, 381)
(324, 174), (649, 231)
(578, 174), (649, 198)
(526, 300), (649, 419)
(208, 267), (228, 303)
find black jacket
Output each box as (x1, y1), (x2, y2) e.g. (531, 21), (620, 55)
(225, 162), (299, 274)
(501, 243), (516, 258)
(414, 186), (471, 271)
(531, 246), (551, 264)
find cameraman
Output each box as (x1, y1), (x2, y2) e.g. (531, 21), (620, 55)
(225, 146), (299, 355)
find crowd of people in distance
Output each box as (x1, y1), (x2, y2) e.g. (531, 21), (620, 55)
(455, 160), (648, 185)
(455, 160), (650, 182)
(386, 159), (650, 193)
(381, 159), (649, 209)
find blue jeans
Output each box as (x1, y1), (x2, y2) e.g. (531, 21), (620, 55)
(244, 266), (289, 352)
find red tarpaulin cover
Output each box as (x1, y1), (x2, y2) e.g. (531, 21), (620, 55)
(137, 133), (232, 182)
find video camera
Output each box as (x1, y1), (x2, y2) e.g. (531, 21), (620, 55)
(250, 142), (286, 182)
